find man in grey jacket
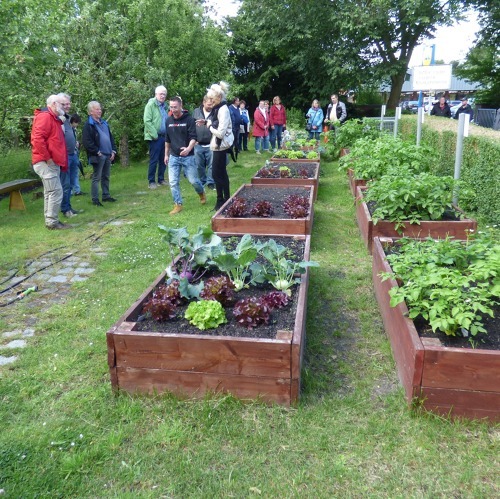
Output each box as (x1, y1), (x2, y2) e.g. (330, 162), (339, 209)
(193, 96), (215, 190)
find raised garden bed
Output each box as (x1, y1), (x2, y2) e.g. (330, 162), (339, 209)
(212, 184), (314, 236)
(270, 157), (319, 164)
(372, 237), (500, 421)
(355, 186), (477, 253)
(107, 234), (312, 405)
(348, 168), (367, 197)
(251, 162), (320, 201)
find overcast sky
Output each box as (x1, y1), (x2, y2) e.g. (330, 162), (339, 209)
(205, 0), (480, 67)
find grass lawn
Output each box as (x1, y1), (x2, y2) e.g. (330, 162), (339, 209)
(0, 145), (498, 497)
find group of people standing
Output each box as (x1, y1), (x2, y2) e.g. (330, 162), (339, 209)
(31, 93), (116, 229)
(252, 97), (288, 154)
(305, 94), (347, 140)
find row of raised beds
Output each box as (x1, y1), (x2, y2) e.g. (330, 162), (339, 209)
(106, 141), (322, 405)
(340, 124), (499, 421)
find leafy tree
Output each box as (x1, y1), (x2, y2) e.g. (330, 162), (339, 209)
(230, 0), (472, 109)
(456, 1), (500, 106)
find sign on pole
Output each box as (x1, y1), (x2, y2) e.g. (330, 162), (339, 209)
(412, 65), (452, 91)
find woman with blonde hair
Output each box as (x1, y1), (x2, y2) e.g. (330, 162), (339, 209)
(269, 96), (287, 151)
(205, 81), (234, 210)
(305, 99), (324, 140)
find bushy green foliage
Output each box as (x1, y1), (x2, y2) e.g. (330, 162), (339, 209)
(400, 116), (500, 225)
(184, 300), (227, 330)
(325, 119), (381, 158)
(364, 171), (456, 228)
(381, 231), (500, 337)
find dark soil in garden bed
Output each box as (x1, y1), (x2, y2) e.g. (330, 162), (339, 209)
(255, 163), (317, 179)
(135, 281), (299, 339)
(135, 235), (307, 339)
(415, 305), (500, 351)
(222, 186), (311, 218)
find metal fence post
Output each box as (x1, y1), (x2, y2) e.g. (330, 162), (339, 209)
(393, 107), (401, 138)
(417, 107), (424, 146)
(453, 112), (469, 206)
(380, 105), (386, 132)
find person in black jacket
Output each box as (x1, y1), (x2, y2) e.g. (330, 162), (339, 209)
(454, 97), (474, 121)
(430, 97), (451, 118)
(229, 97), (244, 156)
(163, 96), (206, 215)
(82, 101), (117, 206)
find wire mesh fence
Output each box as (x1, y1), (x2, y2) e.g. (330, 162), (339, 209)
(475, 108), (500, 130)
(363, 117), (395, 134)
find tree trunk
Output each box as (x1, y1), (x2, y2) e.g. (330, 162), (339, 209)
(387, 70), (407, 109)
(119, 134), (129, 167)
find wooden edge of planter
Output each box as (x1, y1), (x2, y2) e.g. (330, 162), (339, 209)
(372, 236), (500, 421)
(372, 237), (425, 401)
(251, 162), (320, 202)
(348, 168), (367, 197)
(211, 184), (315, 236)
(357, 186), (478, 254)
(269, 157), (320, 163)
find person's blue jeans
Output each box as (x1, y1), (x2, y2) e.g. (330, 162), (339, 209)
(168, 154), (204, 205)
(270, 125), (284, 149)
(194, 144), (214, 186)
(147, 136), (166, 184)
(68, 153), (81, 195)
(255, 135), (270, 152)
(239, 132), (248, 151)
(308, 130), (321, 140)
(60, 168), (72, 213)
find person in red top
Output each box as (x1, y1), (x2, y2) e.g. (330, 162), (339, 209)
(31, 94), (69, 230)
(269, 96), (287, 152)
(253, 100), (270, 154)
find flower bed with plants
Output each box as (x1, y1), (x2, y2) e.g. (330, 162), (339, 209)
(372, 233), (500, 421)
(107, 228), (317, 405)
(270, 149), (320, 163)
(251, 161), (320, 201)
(355, 171), (477, 253)
(282, 137), (319, 151)
(212, 184), (314, 236)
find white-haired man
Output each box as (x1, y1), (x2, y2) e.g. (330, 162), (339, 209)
(144, 85), (168, 189)
(31, 95), (70, 229)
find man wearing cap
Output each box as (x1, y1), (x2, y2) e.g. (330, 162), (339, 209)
(454, 98), (474, 121)
(144, 85), (168, 189)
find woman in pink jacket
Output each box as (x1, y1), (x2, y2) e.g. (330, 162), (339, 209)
(253, 100), (269, 154)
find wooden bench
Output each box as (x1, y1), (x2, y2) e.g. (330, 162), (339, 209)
(0, 179), (41, 211)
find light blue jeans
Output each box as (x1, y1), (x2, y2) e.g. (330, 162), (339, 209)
(194, 144), (214, 186)
(254, 135), (270, 152)
(168, 154), (204, 205)
(68, 153), (81, 194)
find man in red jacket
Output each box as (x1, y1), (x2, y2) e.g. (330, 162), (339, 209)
(31, 95), (69, 229)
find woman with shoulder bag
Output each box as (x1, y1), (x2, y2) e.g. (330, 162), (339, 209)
(206, 81), (234, 211)
(305, 99), (324, 140)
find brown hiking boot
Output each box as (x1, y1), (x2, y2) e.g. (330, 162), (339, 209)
(199, 192), (207, 205)
(169, 203), (183, 215)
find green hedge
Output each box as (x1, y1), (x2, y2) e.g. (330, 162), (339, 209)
(400, 117), (500, 225)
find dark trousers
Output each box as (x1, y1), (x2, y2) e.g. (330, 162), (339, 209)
(91, 154), (111, 201)
(147, 136), (166, 184)
(238, 132), (248, 151)
(233, 130), (240, 152)
(212, 150), (230, 206)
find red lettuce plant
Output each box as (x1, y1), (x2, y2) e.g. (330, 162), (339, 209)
(250, 200), (274, 217)
(283, 194), (310, 218)
(233, 296), (271, 328)
(142, 281), (183, 321)
(298, 168), (310, 179)
(279, 166), (291, 178)
(257, 166), (279, 178)
(200, 275), (236, 306)
(261, 291), (289, 310)
(226, 197), (248, 217)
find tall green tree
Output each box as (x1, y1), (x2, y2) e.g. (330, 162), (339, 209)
(230, 0), (471, 108)
(456, 1), (499, 106)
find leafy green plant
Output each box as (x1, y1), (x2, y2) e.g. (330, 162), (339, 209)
(233, 297), (271, 328)
(279, 166), (291, 177)
(380, 231), (500, 337)
(259, 239), (319, 296)
(306, 151), (319, 159)
(273, 149), (307, 159)
(325, 119), (380, 158)
(364, 171), (457, 229)
(184, 300), (227, 330)
(339, 135), (434, 180)
(211, 234), (266, 291)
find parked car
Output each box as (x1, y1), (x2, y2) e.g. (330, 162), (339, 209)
(406, 101), (420, 113)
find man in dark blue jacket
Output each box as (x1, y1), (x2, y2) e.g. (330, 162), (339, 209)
(229, 97), (244, 156)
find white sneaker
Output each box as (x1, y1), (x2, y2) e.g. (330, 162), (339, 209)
(149, 183), (158, 189)
(63, 210), (76, 218)
(273, 148), (278, 153)
(256, 150), (261, 155)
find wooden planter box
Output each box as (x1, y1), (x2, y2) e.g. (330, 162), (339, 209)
(251, 162), (320, 201)
(372, 237), (500, 421)
(339, 148), (350, 157)
(212, 184), (314, 236)
(348, 168), (367, 197)
(355, 186), (477, 253)
(270, 156), (319, 164)
(107, 235), (312, 406)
